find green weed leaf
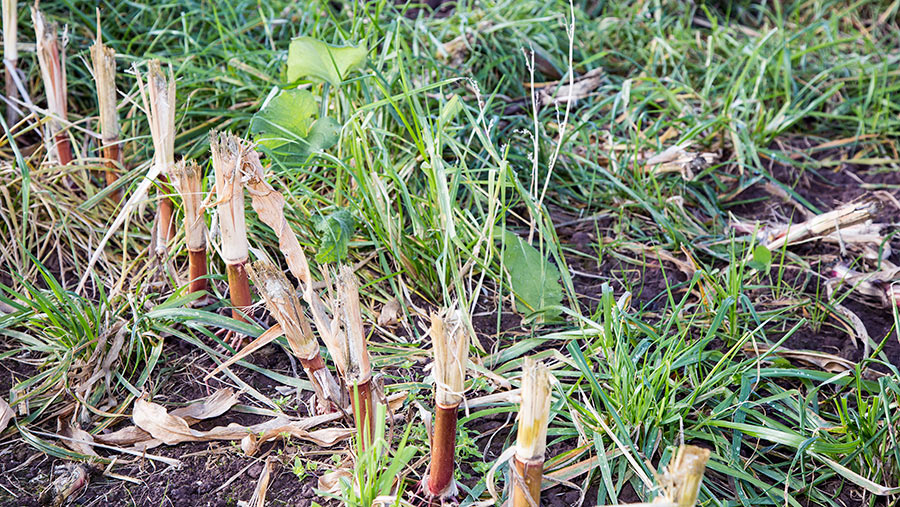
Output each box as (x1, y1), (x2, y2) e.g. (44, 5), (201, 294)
(250, 88), (340, 162)
(314, 209), (357, 264)
(287, 36), (367, 86)
(503, 232), (563, 320)
(749, 244), (772, 271)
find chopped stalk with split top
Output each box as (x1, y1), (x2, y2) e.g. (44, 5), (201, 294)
(3, 0), (18, 126)
(169, 160), (208, 297)
(333, 266), (374, 447)
(656, 445), (710, 507)
(512, 357), (551, 507)
(209, 131), (252, 344)
(247, 261), (343, 413)
(31, 5), (71, 165)
(90, 14), (122, 202)
(425, 308), (469, 499)
(139, 60), (177, 252)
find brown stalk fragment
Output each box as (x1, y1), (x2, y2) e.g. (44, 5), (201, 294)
(31, 5), (72, 165)
(425, 308), (469, 498)
(169, 160), (208, 295)
(248, 261), (342, 413)
(511, 357), (551, 507)
(90, 13), (122, 202)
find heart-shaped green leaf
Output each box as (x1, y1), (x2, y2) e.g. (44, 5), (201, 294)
(287, 36), (367, 86)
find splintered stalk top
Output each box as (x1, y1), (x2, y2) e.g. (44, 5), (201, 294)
(3, 0), (17, 63)
(660, 445), (710, 507)
(141, 60), (175, 173)
(516, 357), (551, 461)
(431, 309), (468, 407)
(209, 131), (248, 265)
(31, 7), (67, 131)
(336, 265), (370, 384)
(90, 23), (118, 141)
(169, 160), (206, 251)
(248, 261), (318, 361)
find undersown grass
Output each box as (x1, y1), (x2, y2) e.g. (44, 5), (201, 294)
(1, 0), (899, 506)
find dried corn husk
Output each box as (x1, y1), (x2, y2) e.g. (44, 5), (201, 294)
(243, 151), (312, 286)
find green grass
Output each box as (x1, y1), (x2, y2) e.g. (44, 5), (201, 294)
(1, 0), (900, 505)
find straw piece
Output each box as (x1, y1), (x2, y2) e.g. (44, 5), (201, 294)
(763, 201), (878, 251)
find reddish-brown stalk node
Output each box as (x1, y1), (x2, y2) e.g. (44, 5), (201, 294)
(350, 379), (374, 449)
(188, 249), (208, 295)
(56, 134), (72, 165)
(511, 457), (543, 507)
(427, 403), (459, 496)
(157, 176), (176, 245)
(226, 262), (252, 322)
(102, 143), (122, 202)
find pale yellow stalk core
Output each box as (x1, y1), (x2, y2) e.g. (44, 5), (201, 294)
(248, 261), (318, 361)
(31, 6), (67, 151)
(515, 357), (551, 461)
(3, 0), (17, 64)
(90, 19), (118, 142)
(431, 308), (468, 407)
(169, 160), (206, 252)
(335, 266), (370, 384)
(209, 131), (248, 265)
(657, 445), (710, 507)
